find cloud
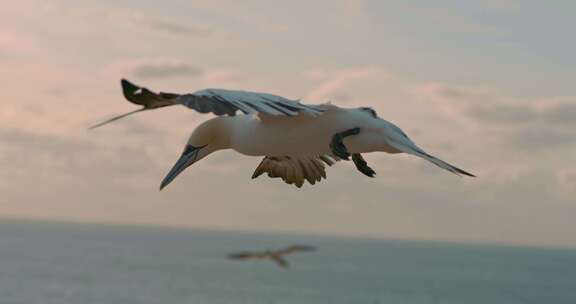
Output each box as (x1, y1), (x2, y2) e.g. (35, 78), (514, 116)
(0, 128), (95, 182)
(510, 128), (576, 150)
(0, 127), (163, 190)
(234, 14), (289, 33)
(343, 0), (366, 17)
(467, 104), (537, 124)
(105, 58), (204, 80)
(134, 16), (213, 37)
(416, 83), (576, 126)
(303, 66), (391, 102)
(340, 0), (371, 26)
(201, 69), (244, 84)
(0, 0), (55, 19)
(132, 62), (203, 79)
(85, 7), (217, 38)
(0, 29), (35, 54)
(540, 101), (576, 125)
(0, 128), (93, 154)
(412, 83), (576, 165)
(186, 1), (288, 33)
(556, 168), (576, 196)
(102, 59), (245, 89)
(414, 83), (507, 119)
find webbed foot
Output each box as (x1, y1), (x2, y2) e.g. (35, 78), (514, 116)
(329, 127), (360, 160)
(352, 153), (376, 177)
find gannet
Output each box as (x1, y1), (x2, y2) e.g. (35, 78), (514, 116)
(227, 245), (316, 269)
(91, 79), (475, 189)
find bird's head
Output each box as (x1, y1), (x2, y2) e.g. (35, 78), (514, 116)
(357, 106), (391, 129)
(159, 118), (231, 190)
(359, 107), (378, 119)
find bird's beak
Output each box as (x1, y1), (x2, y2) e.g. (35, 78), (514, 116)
(160, 144), (205, 190)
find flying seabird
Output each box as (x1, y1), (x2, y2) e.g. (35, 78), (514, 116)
(227, 245), (316, 269)
(91, 79), (475, 189)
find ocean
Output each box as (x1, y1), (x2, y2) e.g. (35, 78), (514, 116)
(0, 220), (574, 304)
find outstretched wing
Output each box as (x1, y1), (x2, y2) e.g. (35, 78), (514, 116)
(251, 155), (338, 188)
(90, 79), (323, 129)
(277, 245), (317, 256)
(270, 255), (289, 269)
(227, 251), (266, 260)
(185, 88), (323, 117)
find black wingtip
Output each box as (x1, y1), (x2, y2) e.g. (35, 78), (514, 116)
(120, 78), (137, 91)
(295, 245), (317, 251)
(420, 151), (476, 178)
(455, 167), (476, 177)
(120, 79), (144, 105)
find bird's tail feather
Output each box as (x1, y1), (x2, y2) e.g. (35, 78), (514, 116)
(387, 137), (475, 177)
(415, 150), (475, 177)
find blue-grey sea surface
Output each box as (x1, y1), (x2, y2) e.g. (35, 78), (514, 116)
(0, 220), (574, 304)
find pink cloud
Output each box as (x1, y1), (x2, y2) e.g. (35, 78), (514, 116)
(303, 66), (391, 102)
(103, 58), (246, 88)
(108, 58), (203, 79)
(414, 83), (576, 127)
(0, 29), (35, 53)
(342, 0), (368, 19)
(556, 168), (576, 196)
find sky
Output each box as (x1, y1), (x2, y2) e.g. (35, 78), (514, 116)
(1, 0), (576, 247)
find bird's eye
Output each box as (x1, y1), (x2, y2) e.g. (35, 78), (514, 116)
(361, 107), (377, 118)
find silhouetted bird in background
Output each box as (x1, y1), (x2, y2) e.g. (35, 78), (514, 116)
(227, 245), (317, 269)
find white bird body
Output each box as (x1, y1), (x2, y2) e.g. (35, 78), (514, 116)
(206, 105), (400, 157)
(91, 79), (475, 188)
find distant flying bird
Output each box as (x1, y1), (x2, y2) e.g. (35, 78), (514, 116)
(91, 79), (475, 189)
(227, 245), (316, 269)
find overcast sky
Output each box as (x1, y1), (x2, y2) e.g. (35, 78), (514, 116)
(1, 0), (575, 247)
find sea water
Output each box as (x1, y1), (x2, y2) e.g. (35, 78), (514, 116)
(0, 220), (574, 304)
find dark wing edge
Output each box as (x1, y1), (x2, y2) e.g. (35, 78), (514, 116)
(227, 252), (262, 260)
(91, 79), (324, 129)
(178, 88), (323, 117)
(88, 79), (179, 129)
(120, 79), (179, 109)
(270, 255), (289, 269)
(277, 245), (317, 255)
